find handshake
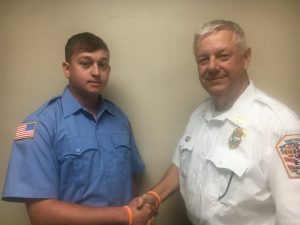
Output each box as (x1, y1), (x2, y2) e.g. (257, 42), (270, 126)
(123, 191), (161, 225)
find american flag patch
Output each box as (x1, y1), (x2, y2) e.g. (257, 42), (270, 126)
(276, 134), (300, 179)
(14, 122), (37, 140)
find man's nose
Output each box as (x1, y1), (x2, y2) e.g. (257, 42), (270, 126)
(91, 63), (100, 75)
(208, 58), (219, 72)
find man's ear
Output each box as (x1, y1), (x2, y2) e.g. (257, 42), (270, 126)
(242, 48), (251, 70)
(62, 61), (71, 78)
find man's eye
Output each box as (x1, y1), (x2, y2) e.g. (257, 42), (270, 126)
(98, 63), (109, 70)
(218, 54), (230, 61)
(80, 61), (91, 67)
(198, 58), (208, 65)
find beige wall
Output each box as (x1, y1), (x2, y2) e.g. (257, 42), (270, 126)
(1, 0), (299, 224)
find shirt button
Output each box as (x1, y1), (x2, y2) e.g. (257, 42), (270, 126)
(75, 148), (81, 152)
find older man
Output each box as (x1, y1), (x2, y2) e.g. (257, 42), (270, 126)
(139, 20), (300, 225)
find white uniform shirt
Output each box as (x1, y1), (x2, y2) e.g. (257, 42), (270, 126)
(173, 83), (300, 225)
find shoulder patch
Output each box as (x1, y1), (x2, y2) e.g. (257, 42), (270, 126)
(14, 122), (37, 140)
(276, 134), (300, 179)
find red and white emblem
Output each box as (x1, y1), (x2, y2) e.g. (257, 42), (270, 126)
(276, 134), (300, 179)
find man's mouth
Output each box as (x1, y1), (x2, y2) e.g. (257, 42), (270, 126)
(88, 80), (101, 84)
(204, 74), (226, 81)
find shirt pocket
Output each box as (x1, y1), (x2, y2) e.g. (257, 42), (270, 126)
(204, 148), (249, 203)
(100, 133), (133, 203)
(105, 133), (132, 176)
(54, 136), (101, 186)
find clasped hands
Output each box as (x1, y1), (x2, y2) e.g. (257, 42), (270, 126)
(126, 191), (160, 225)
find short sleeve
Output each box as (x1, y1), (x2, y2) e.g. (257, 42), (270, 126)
(2, 118), (59, 202)
(266, 112), (300, 224)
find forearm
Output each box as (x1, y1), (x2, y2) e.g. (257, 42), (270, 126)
(26, 199), (128, 225)
(150, 164), (179, 203)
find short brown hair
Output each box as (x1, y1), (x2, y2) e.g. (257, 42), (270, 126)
(65, 32), (109, 63)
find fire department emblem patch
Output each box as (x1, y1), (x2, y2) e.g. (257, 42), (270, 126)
(276, 134), (300, 179)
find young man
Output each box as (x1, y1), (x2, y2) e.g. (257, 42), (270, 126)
(138, 20), (300, 225)
(2, 32), (153, 225)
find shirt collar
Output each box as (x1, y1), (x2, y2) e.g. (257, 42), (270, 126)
(61, 87), (82, 117)
(203, 81), (256, 127)
(95, 98), (115, 120)
(61, 87), (115, 118)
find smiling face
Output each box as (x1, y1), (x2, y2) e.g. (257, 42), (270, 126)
(63, 49), (110, 102)
(194, 29), (251, 110)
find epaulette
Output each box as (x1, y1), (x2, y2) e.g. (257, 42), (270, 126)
(31, 95), (61, 117)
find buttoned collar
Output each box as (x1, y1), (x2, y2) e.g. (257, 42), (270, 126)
(203, 81), (257, 127)
(61, 87), (114, 119)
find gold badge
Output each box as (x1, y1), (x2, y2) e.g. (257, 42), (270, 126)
(228, 127), (246, 149)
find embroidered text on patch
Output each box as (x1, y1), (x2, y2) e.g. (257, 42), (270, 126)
(276, 134), (300, 179)
(14, 122), (37, 140)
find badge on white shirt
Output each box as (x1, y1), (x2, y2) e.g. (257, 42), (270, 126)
(228, 127), (247, 149)
(276, 134), (300, 178)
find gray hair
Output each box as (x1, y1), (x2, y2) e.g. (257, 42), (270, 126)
(194, 19), (248, 53)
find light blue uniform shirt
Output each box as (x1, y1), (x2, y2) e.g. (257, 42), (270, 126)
(2, 87), (144, 206)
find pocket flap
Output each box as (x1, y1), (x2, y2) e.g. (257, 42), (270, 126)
(207, 149), (249, 177)
(179, 133), (196, 152)
(55, 136), (98, 160)
(112, 133), (131, 149)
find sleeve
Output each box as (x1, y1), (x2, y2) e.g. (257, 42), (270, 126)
(128, 123), (145, 176)
(266, 111), (300, 225)
(2, 116), (59, 202)
(172, 107), (201, 169)
(172, 139), (182, 168)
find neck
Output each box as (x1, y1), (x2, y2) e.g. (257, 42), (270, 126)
(82, 99), (99, 117)
(68, 87), (100, 117)
(214, 80), (250, 112)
